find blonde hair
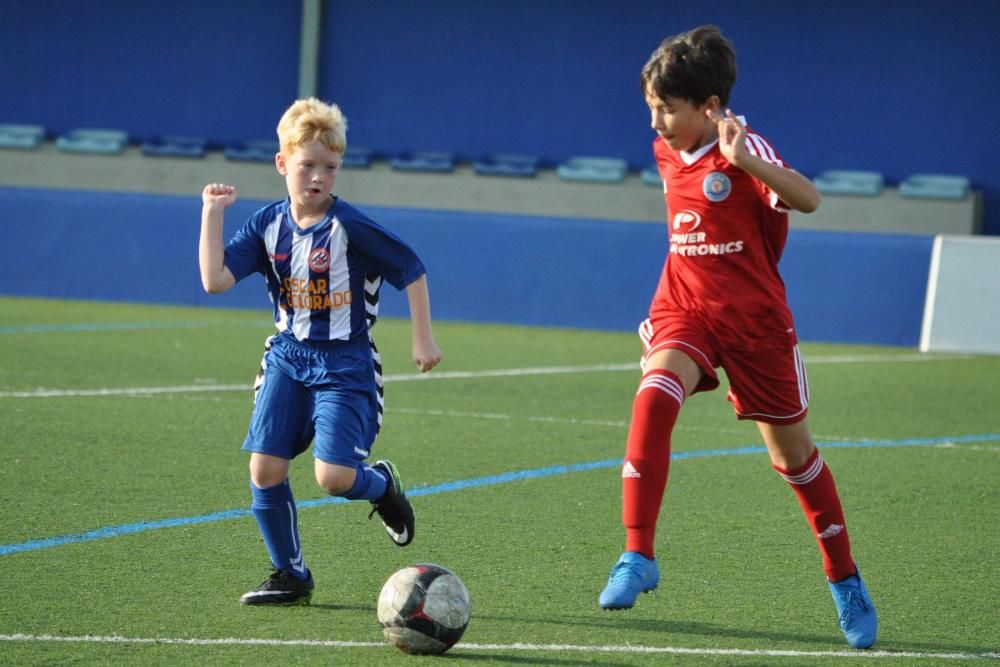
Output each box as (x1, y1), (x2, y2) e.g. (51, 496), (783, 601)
(276, 98), (347, 155)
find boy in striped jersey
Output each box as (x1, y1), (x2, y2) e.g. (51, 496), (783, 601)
(199, 98), (442, 605)
(598, 26), (877, 649)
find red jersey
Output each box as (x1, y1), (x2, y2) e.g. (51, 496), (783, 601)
(650, 125), (797, 349)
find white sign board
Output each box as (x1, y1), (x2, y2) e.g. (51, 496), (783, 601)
(920, 234), (1000, 355)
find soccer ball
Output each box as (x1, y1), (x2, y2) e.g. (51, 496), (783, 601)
(377, 563), (471, 655)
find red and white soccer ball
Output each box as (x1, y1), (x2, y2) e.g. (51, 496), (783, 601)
(377, 563), (471, 655)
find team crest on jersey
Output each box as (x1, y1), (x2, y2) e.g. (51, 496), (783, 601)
(308, 247), (331, 272)
(703, 172), (731, 202)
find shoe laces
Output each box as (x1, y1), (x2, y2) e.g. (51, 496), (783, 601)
(608, 560), (644, 586)
(368, 483), (400, 520)
(252, 569), (284, 590)
(268, 568), (291, 583)
(832, 580), (871, 620)
(846, 589), (872, 615)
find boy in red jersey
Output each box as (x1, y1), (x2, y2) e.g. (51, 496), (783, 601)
(598, 26), (877, 649)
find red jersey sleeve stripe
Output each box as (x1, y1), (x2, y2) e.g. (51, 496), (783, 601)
(748, 133), (783, 167)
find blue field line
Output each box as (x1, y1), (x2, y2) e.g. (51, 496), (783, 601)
(2, 433), (997, 558)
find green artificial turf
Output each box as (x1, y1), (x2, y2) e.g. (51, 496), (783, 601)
(1, 296), (997, 665)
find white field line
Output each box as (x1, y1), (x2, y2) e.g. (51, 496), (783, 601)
(392, 406), (628, 428)
(390, 407), (758, 437)
(373, 412), (1000, 448)
(933, 443), (1000, 453)
(0, 364), (635, 398)
(0, 353), (973, 400)
(0, 634), (996, 661)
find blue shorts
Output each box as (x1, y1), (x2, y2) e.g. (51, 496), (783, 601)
(241, 333), (380, 466)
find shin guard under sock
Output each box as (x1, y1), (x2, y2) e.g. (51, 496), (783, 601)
(342, 464), (389, 501)
(774, 448), (856, 581)
(250, 479), (309, 580)
(622, 369), (685, 558)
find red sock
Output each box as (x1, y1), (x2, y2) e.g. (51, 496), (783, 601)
(622, 369), (684, 559)
(774, 448), (856, 581)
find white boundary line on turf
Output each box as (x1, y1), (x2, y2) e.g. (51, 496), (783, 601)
(0, 353), (975, 399)
(933, 443), (1000, 453)
(0, 634), (996, 661)
(0, 364), (634, 398)
(389, 407), (762, 437)
(391, 406), (628, 428)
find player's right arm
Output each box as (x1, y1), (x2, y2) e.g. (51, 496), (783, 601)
(199, 183), (238, 294)
(708, 109), (820, 213)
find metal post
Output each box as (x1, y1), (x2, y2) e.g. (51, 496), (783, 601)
(298, 0), (323, 99)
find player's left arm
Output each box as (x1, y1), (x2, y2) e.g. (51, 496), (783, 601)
(341, 212), (442, 371)
(405, 274), (442, 372)
(709, 109), (820, 213)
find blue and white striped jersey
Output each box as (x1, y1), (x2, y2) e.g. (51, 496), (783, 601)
(223, 197), (425, 343)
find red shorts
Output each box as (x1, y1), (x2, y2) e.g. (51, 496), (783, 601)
(639, 314), (809, 425)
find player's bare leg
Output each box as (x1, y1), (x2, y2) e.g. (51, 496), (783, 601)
(250, 452), (290, 488)
(314, 459), (359, 495)
(758, 419), (877, 648)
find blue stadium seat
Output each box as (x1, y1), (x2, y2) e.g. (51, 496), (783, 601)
(899, 173), (970, 200)
(342, 146), (373, 168)
(641, 164), (661, 186)
(813, 169), (884, 196)
(225, 142), (374, 166)
(141, 136), (207, 158)
(0, 123), (45, 150)
(473, 154), (539, 177)
(224, 139), (280, 162)
(557, 156), (627, 183)
(56, 128), (129, 155)
(390, 151), (456, 173)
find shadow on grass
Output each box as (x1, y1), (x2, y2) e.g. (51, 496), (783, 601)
(473, 612), (828, 645)
(441, 652), (630, 666)
(868, 638), (1000, 657)
(306, 602), (376, 613)
(300, 606), (633, 665)
(469, 612), (998, 656)
(301, 602), (998, 658)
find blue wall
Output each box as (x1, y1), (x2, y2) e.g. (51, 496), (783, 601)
(0, 1), (300, 147)
(0, 187), (932, 347)
(1, 1), (997, 235)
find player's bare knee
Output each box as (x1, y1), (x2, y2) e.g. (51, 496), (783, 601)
(315, 463), (356, 496)
(248, 453), (289, 488)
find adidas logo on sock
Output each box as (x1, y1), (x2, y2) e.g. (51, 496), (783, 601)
(622, 460), (641, 478)
(817, 523), (844, 539)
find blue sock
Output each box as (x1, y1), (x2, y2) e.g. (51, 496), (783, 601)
(343, 464), (389, 501)
(250, 479), (309, 581)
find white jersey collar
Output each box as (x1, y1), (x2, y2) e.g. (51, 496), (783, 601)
(680, 139), (718, 165)
(678, 115), (748, 165)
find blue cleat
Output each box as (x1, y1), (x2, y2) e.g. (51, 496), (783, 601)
(828, 567), (878, 649)
(599, 552), (659, 610)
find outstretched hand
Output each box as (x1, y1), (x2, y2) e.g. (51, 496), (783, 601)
(202, 183), (237, 208)
(707, 108), (747, 166)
